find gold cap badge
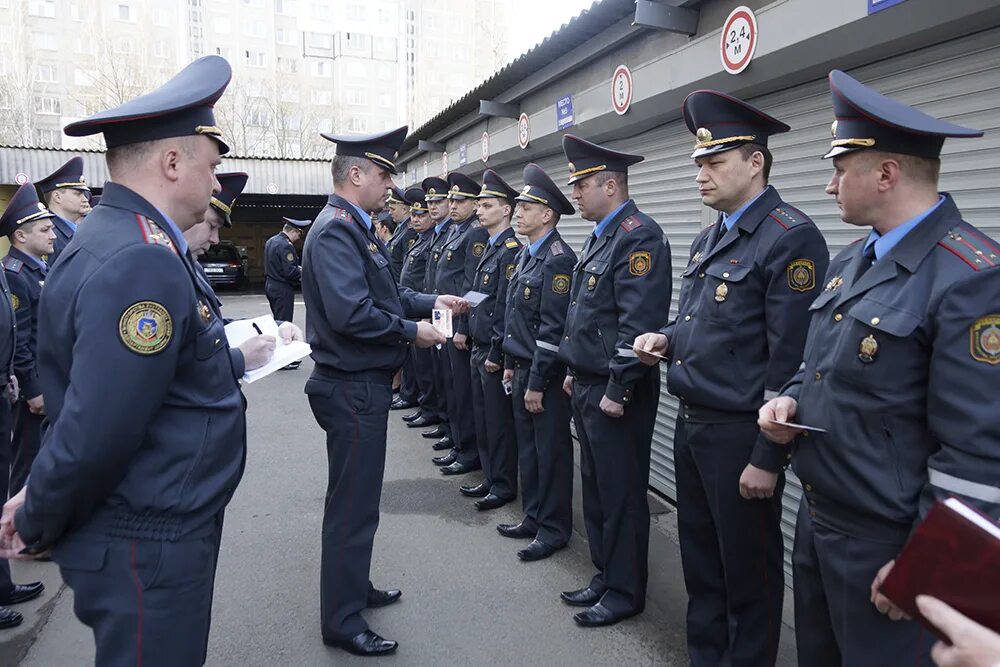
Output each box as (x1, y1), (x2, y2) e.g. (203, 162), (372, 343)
(696, 128), (713, 143)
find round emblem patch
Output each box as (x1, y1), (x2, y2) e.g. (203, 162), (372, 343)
(472, 243), (486, 257)
(787, 259), (815, 292)
(287, 252), (295, 261)
(629, 251), (651, 277)
(971, 315), (1000, 365)
(119, 301), (172, 355)
(552, 274), (570, 294)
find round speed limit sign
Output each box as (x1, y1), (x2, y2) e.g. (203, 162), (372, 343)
(721, 6), (758, 75)
(481, 131), (490, 163)
(517, 113), (530, 150)
(611, 64), (633, 115)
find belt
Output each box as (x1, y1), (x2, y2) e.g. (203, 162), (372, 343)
(86, 506), (218, 541)
(680, 401), (758, 423)
(802, 491), (912, 544)
(313, 364), (394, 386)
(570, 370), (607, 385)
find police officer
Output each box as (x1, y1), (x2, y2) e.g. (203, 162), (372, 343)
(462, 170), (522, 509)
(558, 135), (672, 627)
(302, 127), (467, 657)
(3, 185), (56, 495)
(386, 185), (417, 283)
(34, 156), (89, 263)
(264, 217), (308, 322)
(0, 185), (46, 630)
(397, 189), (443, 426)
(185, 172), (292, 375)
(634, 91), (829, 666)
(759, 70), (1000, 667)
(495, 164), (577, 560)
(0, 56), (252, 665)
(410, 176), (452, 436)
(434, 172), (489, 475)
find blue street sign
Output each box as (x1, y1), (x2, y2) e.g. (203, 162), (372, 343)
(557, 95), (574, 130)
(868, 0), (907, 14)
(459, 143), (468, 166)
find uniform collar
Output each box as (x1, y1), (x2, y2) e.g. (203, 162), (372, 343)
(99, 182), (189, 255)
(53, 213), (77, 234)
(864, 195), (946, 261)
(434, 219), (450, 235)
(344, 200), (372, 231)
(722, 186), (770, 230)
(9, 246), (47, 272)
(152, 205), (189, 255)
(528, 229), (555, 257)
(593, 200), (631, 238)
(489, 226), (514, 246)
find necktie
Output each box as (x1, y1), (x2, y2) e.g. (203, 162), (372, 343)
(708, 217), (726, 251)
(856, 243), (877, 280)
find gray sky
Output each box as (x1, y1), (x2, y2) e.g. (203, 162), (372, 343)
(507, 0), (597, 64)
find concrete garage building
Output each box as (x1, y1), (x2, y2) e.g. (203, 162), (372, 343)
(397, 0), (1000, 575)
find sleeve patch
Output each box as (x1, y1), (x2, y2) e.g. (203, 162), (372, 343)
(629, 250), (651, 277)
(287, 251), (295, 261)
(970, 315), (1000, 364)
(472, 242), (486, 257)
(552, 273), (570, 294)
(119, 301), (173, 355)
(787, 259), (816, 292)
(505, 264), (515, 280)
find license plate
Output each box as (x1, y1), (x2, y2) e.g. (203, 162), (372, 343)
(205, 267), (224, 274)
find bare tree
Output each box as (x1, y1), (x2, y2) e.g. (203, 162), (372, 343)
(0, 1), (41, 146)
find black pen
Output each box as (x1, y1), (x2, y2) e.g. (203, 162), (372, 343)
(252, 323), (262, 335)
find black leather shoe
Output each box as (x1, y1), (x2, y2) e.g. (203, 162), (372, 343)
(421, 426), (447, 439)
(279, 360), (301, 371)
(573, 603), (639, 628)
(460, 482), (490, 498)
(0, 607), (22, 629)
(475, 493), (511, 511)
(366, 588), (402, 608)
(390, 399), (415, 411)
(517, 539), (563, 562)
(401, 410), (423, 422)
(324, 629), (398, 656)
(560, 586), (602, 607)
(496, 522), (536, 539)
(432, 453), (456, 467)
(0, 582), (44, 606)
(441, 461), (481, 476)
(431, 437), (453, 451)
(406, 416), (440, 428)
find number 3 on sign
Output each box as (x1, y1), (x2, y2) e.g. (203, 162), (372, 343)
(721, 6), (758, 75)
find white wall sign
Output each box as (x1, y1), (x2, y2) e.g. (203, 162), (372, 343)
(481, 131), (490, 163)
(721, 6), (758, 75)
(611, 64), (633, 115)
(441, 152), (448, 176)
(517, 113), (530, 150)
(266, 183), (278, 194)
(14, 173), (29, 185)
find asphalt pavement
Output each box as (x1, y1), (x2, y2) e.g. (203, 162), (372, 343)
(2, 293), (795, 666)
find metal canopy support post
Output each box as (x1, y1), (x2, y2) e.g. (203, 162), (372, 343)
(633, 0), (699, 35)
(479, 100), (520, 119)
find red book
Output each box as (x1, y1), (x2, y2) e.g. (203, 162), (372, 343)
(881, 497), (1000, 638)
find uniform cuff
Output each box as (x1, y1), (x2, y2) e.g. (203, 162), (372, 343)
(751, 434), (792, 472)
(487, 344), (504, 365)
(527, 372), (546, 392)
(21, 373), (40, 402)
(604, 380), (634, 405)
(402, 319), (418, 343)
(230, 349), (246, 379)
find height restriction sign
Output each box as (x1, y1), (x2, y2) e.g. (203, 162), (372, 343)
(720, 6), (758, 75)
(611, 64), (633, 115)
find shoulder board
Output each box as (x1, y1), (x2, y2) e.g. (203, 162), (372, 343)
(767, 206), (809, 230)
(549, 240), (564, 256)
(331, 207), (354, 223)
(619, 216), (641, 233)
(135, 216), (179, 255)
(937, 226), (1000, 272)
(1, 257), (23, 272)
(505, 239), (520, 249)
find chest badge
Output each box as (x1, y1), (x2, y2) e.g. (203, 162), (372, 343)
(433, 252), (440, 261)
(505, 264), (515, 280)
(368, 242), (378, 254)
(587, 275), (596, 291)
(198, 300), (212, 324)
(825, 275), (843, 292)
(691, 251), (703, 264)
(482, 274), (490, 286)
(715, 282), (728, 303)
(523, 286), (531, 300)
(446, 250), (453, 261)
(970, 315), (1000, 365)
(858, 334), (878, 363)
(10, 294), (19, 311)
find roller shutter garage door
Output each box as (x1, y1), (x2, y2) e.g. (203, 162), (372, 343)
(749, 24), (1000, 577)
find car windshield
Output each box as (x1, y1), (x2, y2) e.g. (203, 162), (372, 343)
(201, 245), (238, 263)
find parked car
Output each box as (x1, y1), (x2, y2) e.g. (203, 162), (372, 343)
(198, 241), (249, 289)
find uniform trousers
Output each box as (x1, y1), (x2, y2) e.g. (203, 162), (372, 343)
(470, 344), (516, 499)
(793, 501), (934, 667)
(445, 340), (478, 466)
(570, 369), (657, 614)
(10, 399), (42, 494)
(306, 370), (393, 641)
(0, 399), (13, 594)
(673, 413), (785, 667)
(511, 362), (572, 546)
(264, 280), (294, 323)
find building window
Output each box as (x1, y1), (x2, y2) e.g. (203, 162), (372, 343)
(311, 90), (332, 105)
(242, 0), (264, 6)
(244, 20), (266, 38)
(277, 56), (297, 74)
(374, 36), (396, 56)
(245, 50), (266, 67)
(311, 60), (331, 77)
(347, 89), (367, 106)
(279, 88), (299, 103)
(347, 117), (368, 133)
(378, 93), (392, 109)
(35, 128), (60, 146)
(214, 46), (230, 59)
(73, 68), (94, 86)
(346, 4), (365, 21)
(152, 8), (169, 25)
(308, 32), (332, 49)
(247, 109), (270, 127)
(116, 3), (133, 21)
(275, 28), (298, 45)
(275, 0), (295, 15)
(34, 96), (61, 115)
(32, 32), (57, 50)
(343, 32), (369, 53)
(311, 3), (330, 20)
(317, 119), (332, 133)
(114, 37), (135, 54)
(27, 0), (56, 17)
(36, 64), (58, 83)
